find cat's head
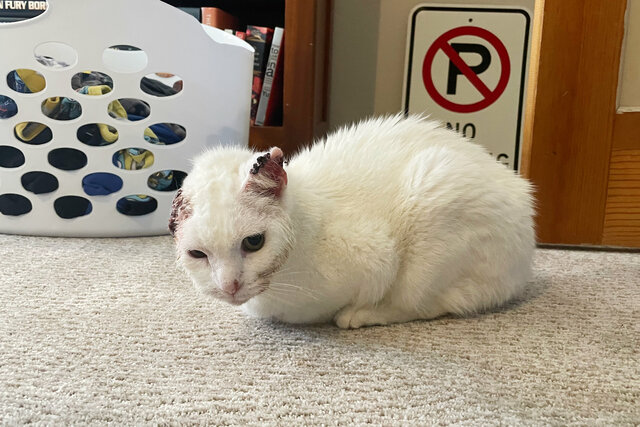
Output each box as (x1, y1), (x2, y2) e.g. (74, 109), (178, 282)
(171, 146), (293, 306)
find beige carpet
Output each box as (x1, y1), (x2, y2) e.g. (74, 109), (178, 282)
(0, 235), (638, 426)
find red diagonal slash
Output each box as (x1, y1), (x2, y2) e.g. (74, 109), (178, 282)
(422, 26), (510, 113)
(438, 40), (494, 99)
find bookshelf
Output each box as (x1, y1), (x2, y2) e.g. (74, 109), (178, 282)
(162, 0), (333, 155)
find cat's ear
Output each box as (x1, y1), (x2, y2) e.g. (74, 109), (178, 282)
(169, 188), (192, 238)
(244, 147), (288, 198)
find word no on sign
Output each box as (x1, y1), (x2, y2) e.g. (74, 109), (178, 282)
(403, 6), (531, 170)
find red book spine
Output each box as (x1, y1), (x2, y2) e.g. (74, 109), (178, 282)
(201, 7), (239, 31)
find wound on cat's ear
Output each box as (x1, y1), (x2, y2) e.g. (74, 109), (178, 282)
(169, 188), (192, 237)
(245, 147), (288, 198)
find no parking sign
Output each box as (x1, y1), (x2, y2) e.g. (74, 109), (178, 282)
(403, 6), (531, 170)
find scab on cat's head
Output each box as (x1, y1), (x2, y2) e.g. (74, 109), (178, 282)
(250, 152), (271, 175)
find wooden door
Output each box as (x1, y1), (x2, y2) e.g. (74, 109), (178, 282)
(522, 0), (640, 248)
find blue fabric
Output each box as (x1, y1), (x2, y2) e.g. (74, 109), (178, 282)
(57, 97), (82, 120)
(14, 124), (53, 145)
(148, 170), (174, 191)
(127, 114), (146, 122)
(0, 95), (18, 118)
(148, 170), (187, 191)
(41, 97), (82, 121)
(140, 77), (177, 97)
(0, 146), (25, 168)
(7, 71), (30, 93)
(116, 195), (157, 216)
(48, 148), (87, 171)
(54, 196), (92, 219)
(147, 123), (185, 145)
(21, 171), (59, 194)
(82, 173), (123, 196)
(112, 148), (153, 170)
(119, 98), (150, 120)
(77, 123), (116, 147)
(0, 193), (32, 216)
(71, 71), (113, 92)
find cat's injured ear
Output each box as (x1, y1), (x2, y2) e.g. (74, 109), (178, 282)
(169, 188), (192, 237)
(245, 147), (288, 198)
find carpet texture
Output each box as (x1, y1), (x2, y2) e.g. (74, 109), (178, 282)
(0, 235), (638, 426)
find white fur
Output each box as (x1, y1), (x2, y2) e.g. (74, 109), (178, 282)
(175, 115), (535, 328)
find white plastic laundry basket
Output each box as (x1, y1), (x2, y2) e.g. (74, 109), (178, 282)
(0, 0), (253, 237)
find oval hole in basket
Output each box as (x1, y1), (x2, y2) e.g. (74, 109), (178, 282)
(41, 96), (82, 121)
(14, 122), (52, 145)
(54, 196), (92, 219)
(82, 173), (123, 196)
(116, 194), (158, 216)
(102, 45), (148, 74)
(147, 170), (187, 192)
(0, 146), (25, 168)
(112, 148), (154, 170)
(141, 73), (183, 97)
(0, 95), (18, 119)
(108, 98), (150, 122)
(34, 41), (77, 69)
(48, 148), (87, 171)
(7, 69), (46, 94)
(145, 123), (186, 145)
(0, 194), (32, 216)
(77, 123), (118, 147)
(71, 71), (113, 95)
(21, 171), (58, 194)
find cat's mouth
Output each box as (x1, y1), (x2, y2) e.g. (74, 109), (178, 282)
(215, 281), (269, 306)
(227, 296), (250, 306)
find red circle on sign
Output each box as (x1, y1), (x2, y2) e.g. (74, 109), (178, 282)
(422, 26), (510, 113)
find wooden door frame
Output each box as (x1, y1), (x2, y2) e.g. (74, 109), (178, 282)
(521, 0), (631, 245)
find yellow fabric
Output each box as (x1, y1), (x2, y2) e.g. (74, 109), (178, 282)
(121, 150), (154, 170)
(144, 127), (157, 141)
(87, 85), (112, 96)
(16, 96), (57, 141)
(16, 69), (45, 93)
(107, 99), (158, 141)
(97, 123), (119, 143)
(41, 97), (60, 117)
(107, 100), (127, 119)
(14, 121), (46, 142)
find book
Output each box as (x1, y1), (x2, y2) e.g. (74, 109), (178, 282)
(245, 26), (274, 125)
(0, 0), (47, 22)
(235, 31), (246, 40)
(201, 7), (239, 31)
(255, 27), (284, 126)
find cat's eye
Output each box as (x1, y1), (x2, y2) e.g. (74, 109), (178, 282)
(187, 249), (207, 259)
(242, 234), (265, 252)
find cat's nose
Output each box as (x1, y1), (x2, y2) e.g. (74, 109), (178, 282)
(221, 279), (240, 296)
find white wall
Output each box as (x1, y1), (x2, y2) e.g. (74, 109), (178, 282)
(328, 0), (381, 130)
(619, 0), (640, 112)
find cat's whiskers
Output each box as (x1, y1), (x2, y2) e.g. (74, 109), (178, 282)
(273, 268), (309, 278)
(268, 281), (323, 301)
(270, 281), (316, 292)
(261, 291), (299, 307)
(267, 287), (314, 299)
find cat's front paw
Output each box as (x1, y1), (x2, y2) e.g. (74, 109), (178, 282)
(334, 306), (357, 329)
(334, 305), (387, 329)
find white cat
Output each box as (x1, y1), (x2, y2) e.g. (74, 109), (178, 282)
(171, 115), (535, 328)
